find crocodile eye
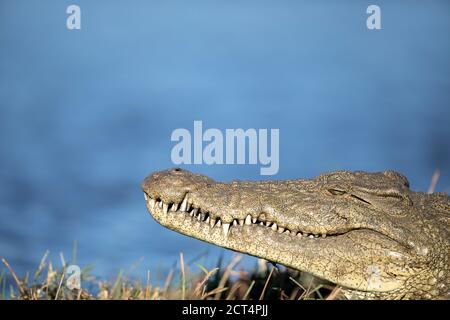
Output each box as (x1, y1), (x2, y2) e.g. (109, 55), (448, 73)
(328, 189), (346, 196)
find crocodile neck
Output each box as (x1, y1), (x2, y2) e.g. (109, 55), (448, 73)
(142, 168), (450, 299)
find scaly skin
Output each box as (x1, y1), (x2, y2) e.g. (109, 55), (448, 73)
(141, 168), (449, 299)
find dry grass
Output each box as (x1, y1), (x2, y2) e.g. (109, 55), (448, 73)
(0, 250), (342, 300)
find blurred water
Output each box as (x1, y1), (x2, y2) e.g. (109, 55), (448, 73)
(0, 0), (449, 282)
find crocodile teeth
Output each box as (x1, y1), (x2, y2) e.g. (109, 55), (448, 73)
(145, 196), (330, 241)
(222, 223), (230, 237)
(180, 197), (188, 212)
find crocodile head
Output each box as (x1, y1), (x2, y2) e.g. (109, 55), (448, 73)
(141, 168), (449, 299)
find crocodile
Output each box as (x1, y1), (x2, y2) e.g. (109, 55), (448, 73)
(141, 168), (449, 299)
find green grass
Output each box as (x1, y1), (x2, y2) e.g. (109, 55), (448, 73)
(0, 250), (342, 300)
